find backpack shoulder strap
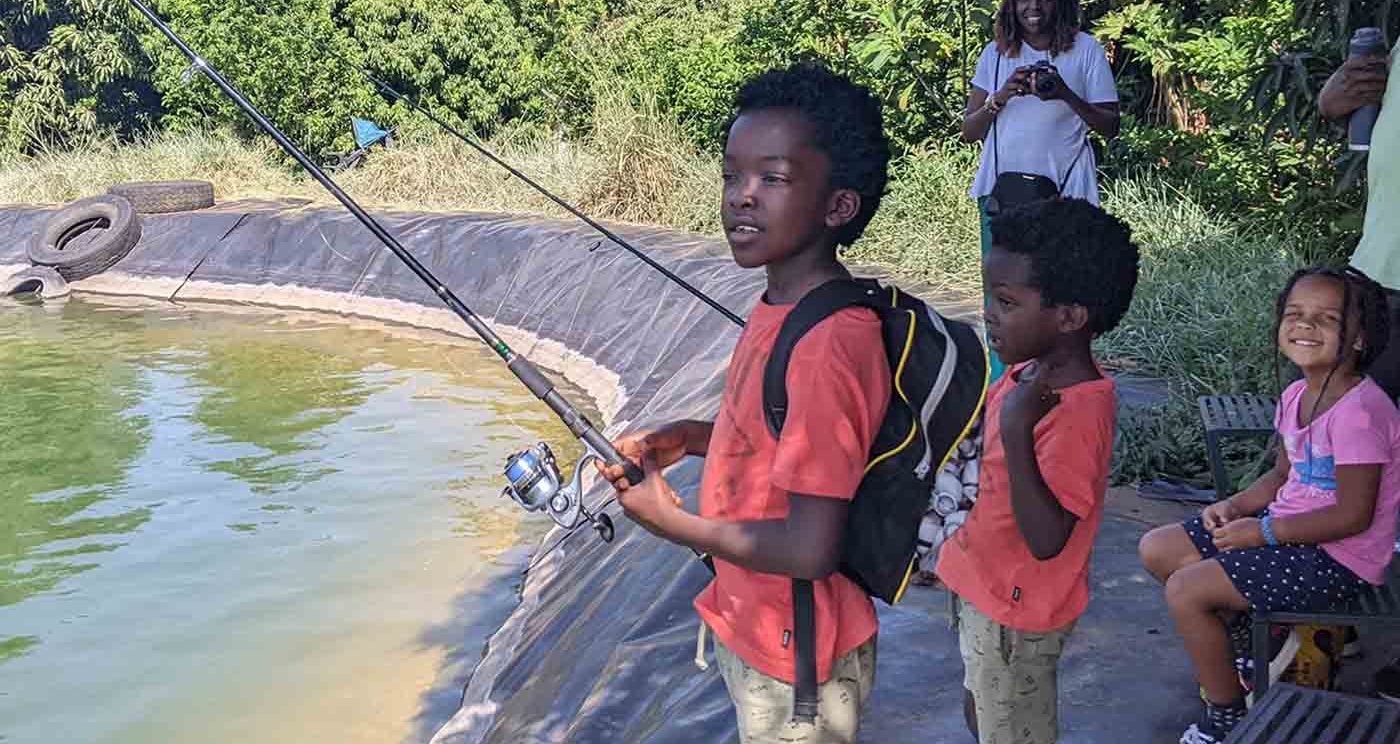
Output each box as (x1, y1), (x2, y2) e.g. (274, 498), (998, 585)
(761, 277), (886, 727)
(791, 578), (818, 723)
(762, 278), (883, 438)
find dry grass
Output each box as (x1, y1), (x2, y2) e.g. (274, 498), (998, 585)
(0, 130), (304, 206)
(0, 92), (722, 234)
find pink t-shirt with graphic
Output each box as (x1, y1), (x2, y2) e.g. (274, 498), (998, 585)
(1272, 377), (1400, 584)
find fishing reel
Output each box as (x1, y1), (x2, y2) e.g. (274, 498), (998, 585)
(502, 442), (615, 542)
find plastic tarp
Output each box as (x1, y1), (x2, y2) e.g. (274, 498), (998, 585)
(0, 201), (1201, 743)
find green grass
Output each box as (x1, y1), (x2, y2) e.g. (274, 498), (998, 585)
(851, 145), (984, 297)
(0, 634), (38, 664)
(1098, 177), (1305, 484)
(0, 102), (1312, 485)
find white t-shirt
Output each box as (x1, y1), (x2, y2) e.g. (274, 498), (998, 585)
(969, 32), (1118, 204)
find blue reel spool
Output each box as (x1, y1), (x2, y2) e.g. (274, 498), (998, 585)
(502, 442), (614, 542)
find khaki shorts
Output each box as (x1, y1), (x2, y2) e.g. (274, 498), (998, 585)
(954, 596), (1074, 744)
(712, 634), (877, 744)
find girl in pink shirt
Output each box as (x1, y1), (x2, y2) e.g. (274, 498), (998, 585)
(1140, 266), (1400, 744)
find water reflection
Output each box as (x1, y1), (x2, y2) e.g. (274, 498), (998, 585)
(0, 635), (38, 663)
(190, 340), (376, 493)
(0, 302), (151, 620)
(0, 296), (588, 744)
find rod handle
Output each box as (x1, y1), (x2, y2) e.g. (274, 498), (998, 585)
(583, 429), (645, 487)
(620, 459), (645, 487)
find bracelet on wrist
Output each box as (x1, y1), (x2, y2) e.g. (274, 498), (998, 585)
(1260, 514), (1280, 546)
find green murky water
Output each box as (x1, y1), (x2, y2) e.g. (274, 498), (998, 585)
(0, 295), (582, 743)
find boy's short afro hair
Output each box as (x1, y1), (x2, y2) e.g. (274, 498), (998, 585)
(990, 199), (1140, 335)
(728, 63), (891, 247)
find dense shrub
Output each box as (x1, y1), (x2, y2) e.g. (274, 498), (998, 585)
(0, 0), (157, 151)
(145, 0), (380, 155)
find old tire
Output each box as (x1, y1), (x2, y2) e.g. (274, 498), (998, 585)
(27, 195), (143, 281)
(2, 266), (70, 299)
(107, 180), (214, 214)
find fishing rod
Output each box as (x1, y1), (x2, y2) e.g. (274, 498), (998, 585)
(244, 0), (743, 328)
(355, 65), (746, 328)
(126, 0), (636, 542)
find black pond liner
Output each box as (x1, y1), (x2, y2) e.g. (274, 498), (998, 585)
(1, 201), (1201, 743)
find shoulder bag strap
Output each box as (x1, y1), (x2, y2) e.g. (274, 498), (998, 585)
(766, 279), (882, 725)
(1057, 136), (1090, 195)
(991, 53), (1000, 178)
(1052, 48), (1094, 196)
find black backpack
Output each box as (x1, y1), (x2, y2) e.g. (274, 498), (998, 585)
(761, 278), (987, 722)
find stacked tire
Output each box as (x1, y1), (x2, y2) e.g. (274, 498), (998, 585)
(25, 180), (214, 282)
(27, 195), (143, 282)
(108, 180), (215, 214)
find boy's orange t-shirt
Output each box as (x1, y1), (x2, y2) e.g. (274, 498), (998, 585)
(693, 298), (890, 685)
(936, 362), (1116, 632)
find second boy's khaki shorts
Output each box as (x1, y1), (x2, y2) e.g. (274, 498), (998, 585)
(712, 633), (877, 744)
(954, 595), (1074, 744)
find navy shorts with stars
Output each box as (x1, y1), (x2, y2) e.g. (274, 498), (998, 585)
(1182, 516), (1369, 614)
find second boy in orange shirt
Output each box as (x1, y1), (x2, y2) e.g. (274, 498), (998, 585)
(938, 199), (1139, 744)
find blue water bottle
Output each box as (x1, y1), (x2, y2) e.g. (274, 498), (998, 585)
(1349, 27), (1387, 151)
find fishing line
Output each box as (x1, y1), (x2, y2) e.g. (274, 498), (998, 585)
(243, 0), (745, 329)
(126, 0), (638, 541)
(525, 494), (617, 574)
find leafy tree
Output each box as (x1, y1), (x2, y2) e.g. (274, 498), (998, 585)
(521, 1), (752, 145)
(847, 0), (990, 149)
(1097, 0), (1374, 247)
(334, 0), (544, 137)
(0, 0), (157, 152)
(143, 0), (380, 156)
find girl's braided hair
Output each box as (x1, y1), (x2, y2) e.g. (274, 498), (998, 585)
(994, 0), (1081, 57)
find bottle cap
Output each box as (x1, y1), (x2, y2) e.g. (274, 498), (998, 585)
(1352, 27), (1386, 54)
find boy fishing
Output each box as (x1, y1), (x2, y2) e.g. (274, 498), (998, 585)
(596, 63), (893, 743)
(936, 198), (1139, 744)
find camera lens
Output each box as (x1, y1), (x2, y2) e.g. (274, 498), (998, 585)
(1035, 75), (1055, 95)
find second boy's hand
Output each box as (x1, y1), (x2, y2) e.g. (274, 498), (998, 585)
(1001, 362), (1079, 561)
(1001, 361), (1061, 429)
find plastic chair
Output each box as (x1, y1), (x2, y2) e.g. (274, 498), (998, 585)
(1198, 395), (1277, 502)
(329, 117), (395, 172)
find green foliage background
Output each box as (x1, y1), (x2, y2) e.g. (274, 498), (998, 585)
(6, 0), (1390, 230)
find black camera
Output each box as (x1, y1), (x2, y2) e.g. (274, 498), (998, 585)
(1028, 61), (1058, 95)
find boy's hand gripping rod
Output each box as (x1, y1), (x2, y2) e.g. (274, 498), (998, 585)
(126, 0), (637, 541)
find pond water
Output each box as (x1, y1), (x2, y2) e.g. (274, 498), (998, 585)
(0, 295), (583, 743)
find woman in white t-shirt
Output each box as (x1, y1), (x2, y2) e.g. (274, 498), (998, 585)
(962, 0), (1120, 380)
